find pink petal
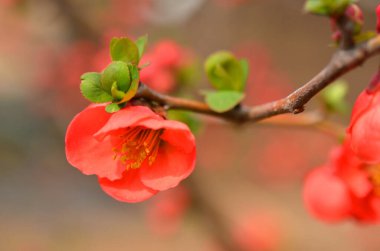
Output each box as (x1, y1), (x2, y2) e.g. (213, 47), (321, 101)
(99, 169), (157, 203)
(348, 90), (373, 132)
(138, 118), (195, 153)
(350, 106), (380, 163)
(139, 143), (196, 191)
(94, 106), (161, 140)
(303, 167), (351, 222)
(332, 141), (372, 198)
(65, 104), (124, 180)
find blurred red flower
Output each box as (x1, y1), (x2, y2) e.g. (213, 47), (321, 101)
(233, 42), (292, 105)
(232, 212), (282, 251)
(65, 104), (196, 202)
(303, 139), (380, 223)
(348, 72), (380, 164)
(254, 130), (333, 183)
(140, 40), (193, 93)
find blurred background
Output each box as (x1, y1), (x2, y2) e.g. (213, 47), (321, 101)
(1, 0), (380, 250)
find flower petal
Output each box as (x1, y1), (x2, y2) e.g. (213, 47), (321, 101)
(331, 142), (372, 198)
(303, 167), (351, 222)
(99, 169), (157, 203)
(65, 104), (125, 180)
(140, 143), (196, 191)
(349, 105), (380, 163)
(347, 90), (373, 132)
(138, 118), (195, 153)
(94, 105), (161, 140)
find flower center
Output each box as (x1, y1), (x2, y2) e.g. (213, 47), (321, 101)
(113, 126), (164, 170)
(367, 165), (380, 196)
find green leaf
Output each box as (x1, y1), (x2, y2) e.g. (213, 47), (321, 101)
(80, 72), (113, 103)
(117, 65), (140, 104)
(321, 80), (349, 114)
(304, 0), (355, 16)
(135, 35), (148, 60)
(110, 37), (139, 65)
(105, 103), (121, 113)
(204, 51), (246, 92)
(129, 64), (139, 81)
(205, 90), (245, 113)
(111, 81), (125, 100)
(101, 61), (131, 92)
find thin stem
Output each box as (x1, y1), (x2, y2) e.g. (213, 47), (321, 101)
(336, 14), (356, 50)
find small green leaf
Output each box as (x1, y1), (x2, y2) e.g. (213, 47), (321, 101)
(304, 0), (330, 15)
(304, 0), (355, 16)
(204, 51), (246, 92)
(135, 35), (148, 60)
(321, 80), (349, 114)
(117, 65), (140, 104)
(81, 72), (99, 81)
(205, 90), (245, 113)
(129, 64), (139, 81)
(110, 37), (139, 65)
(80, 72), (113, 103)
(101, 61), (131, 92)
(105, 103), (121, 113)
(111, 82), (125, 100)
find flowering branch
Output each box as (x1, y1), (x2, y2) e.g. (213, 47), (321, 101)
(136, 35), (380, 123)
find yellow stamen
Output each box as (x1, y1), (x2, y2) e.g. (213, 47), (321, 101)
(113, 126), (163, 170)
(367, 165), (380, 196)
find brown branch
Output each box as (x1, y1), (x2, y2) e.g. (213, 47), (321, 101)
(336, 14), (356, 50)
(136, 35), (380, 123)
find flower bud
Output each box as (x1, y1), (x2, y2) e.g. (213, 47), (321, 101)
(345, 4), (363, 35)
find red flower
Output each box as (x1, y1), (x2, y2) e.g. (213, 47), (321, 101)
(303, 139), (380, 223)
(347, 73), (380, 163)
(65, 104), (196, 203)
(232, 212), (282, 251)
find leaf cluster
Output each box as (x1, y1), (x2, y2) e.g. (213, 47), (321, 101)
(80, 36), (148, 113)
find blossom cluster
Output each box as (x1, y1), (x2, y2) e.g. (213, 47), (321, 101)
(66, 104), (196, 202)
(64, 37), (197, 203)
(304, 73), (380, 223)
